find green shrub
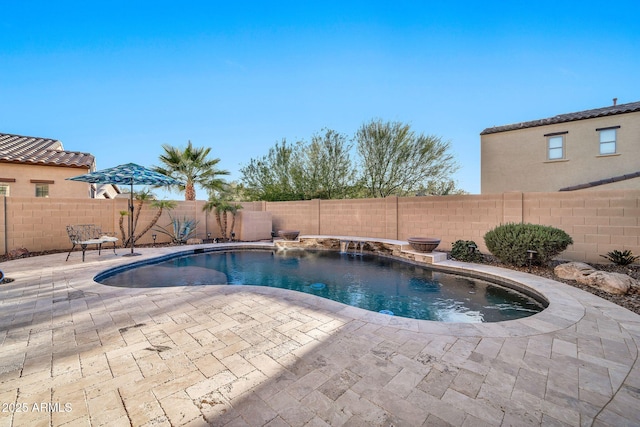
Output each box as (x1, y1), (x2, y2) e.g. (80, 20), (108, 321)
(483, 223), (573, 267)
(450, 240), (484, 262)
(600, 250), (639, 266)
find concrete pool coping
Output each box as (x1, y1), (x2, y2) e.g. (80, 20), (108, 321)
(1, 241), (639, 425)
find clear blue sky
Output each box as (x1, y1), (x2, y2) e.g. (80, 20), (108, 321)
(2, 1), (639, 198)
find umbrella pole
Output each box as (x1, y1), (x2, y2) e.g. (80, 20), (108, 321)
(123, 183), (140, 256)
(130, 183), (134, 254)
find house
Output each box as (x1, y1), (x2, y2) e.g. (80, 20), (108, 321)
(0, 132), (97, 198)
(95, 184), (122, 199)
(480, 100), (640, 193)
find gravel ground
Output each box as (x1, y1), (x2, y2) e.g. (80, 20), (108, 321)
(2, 246), (640, 316)
(478, 254), (640, 316)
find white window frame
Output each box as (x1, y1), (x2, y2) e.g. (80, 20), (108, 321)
(545, 132), (567, 160)
(35, 183), (49, 198)
(0, 184), (9, 196)
(597, 126), (618, 155)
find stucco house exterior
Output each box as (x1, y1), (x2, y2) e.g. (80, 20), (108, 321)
(0, 132), (97, 198)
(480, 100), (640, 193)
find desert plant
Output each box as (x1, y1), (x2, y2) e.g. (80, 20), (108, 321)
(450, 240), (484, 262)
(153, 213), (198, 244)
(484, 223), (573, 267)
(600, 249), (639, 266)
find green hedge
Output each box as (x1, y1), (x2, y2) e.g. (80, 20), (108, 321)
(483, 223), (573, 267)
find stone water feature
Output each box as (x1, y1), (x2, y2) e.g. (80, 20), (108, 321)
(274, 235), (447, 264)
(339, 240), (366, 256)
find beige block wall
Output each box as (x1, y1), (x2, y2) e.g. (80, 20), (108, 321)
(0, 163), (93, 198)
(266, 200), (319, 235)
(522, 190), (640, 262)
(237, 211), (272, 241)
(481, 111), (640, 193)
(2, 191), (639, 263)
(397, 194), (505, 252)
(320, 198), (388, 238)
(5, 197), (121, 252)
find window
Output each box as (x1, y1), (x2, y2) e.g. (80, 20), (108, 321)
(598, 127), (618, 155)
(35, 183), (49, 197)
(0, 184), (9, 196)
(31, 179), (53, 197)
(547, 135), (564, 160)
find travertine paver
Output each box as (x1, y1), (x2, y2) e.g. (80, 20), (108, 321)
(0, 242), (639, 426)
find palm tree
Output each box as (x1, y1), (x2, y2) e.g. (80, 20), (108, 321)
(131, 188), (155, 236)
(153, 141), (229, 200)
(119, 189), (177, 247)
(134, 200), (177, 242)
(225, 203), (243, 240)
(203, 198), (225, 239)
(118, 210), (128, 245)
(202, 197), (243, 241)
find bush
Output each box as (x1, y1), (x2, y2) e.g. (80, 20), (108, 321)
(600, 250), (639, 266)
(483, 223), (573, 267)
(450, 240), (484, 262)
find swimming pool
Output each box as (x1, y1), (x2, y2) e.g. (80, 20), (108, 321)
(96, 249), (545, 323)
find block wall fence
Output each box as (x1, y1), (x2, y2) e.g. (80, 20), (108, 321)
(1, 190), (638, 263)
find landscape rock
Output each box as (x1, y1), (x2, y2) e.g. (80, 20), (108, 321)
(555, 262), (638, 295)
(554, 262), (597, 281)
(7, 248), (29, 259)
(579, 271), (636, 295)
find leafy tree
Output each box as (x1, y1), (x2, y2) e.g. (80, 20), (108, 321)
(153, 140), (229, 200)
(356, 119), (458, 198)
(240, 131), (357, 201)
(240, 139), (306, 201)
(416, 179), (467, 196)
(299, 129), (356, 199)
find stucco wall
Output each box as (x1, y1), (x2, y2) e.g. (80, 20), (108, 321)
(481, 110), (640, 193)
(0, 163), (93, 198)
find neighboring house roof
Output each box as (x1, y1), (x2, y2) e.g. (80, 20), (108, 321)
(481, 100), (640, 135)
(95, 183), (122, 199)
(0, 132), (95, 168)
(559, 171), (640, 191)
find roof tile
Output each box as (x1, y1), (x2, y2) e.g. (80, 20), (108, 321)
(0, 133), (95, 168)
(481, 101), (640, 135)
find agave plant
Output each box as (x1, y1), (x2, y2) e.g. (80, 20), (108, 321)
(600, 250), (640, 266)
(153, 213), (198, 244)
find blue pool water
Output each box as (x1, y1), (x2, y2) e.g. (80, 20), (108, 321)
(97, 249), (545, 323)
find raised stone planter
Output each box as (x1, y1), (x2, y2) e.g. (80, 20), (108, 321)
(278, 230), (300, 241)
(407, 237), (441, 253)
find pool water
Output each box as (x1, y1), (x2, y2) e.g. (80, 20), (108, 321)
(97, 249), (545, 323)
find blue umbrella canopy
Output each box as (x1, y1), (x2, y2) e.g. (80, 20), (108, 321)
(67, 162), (182, 187)
(67, 163), (183, 256)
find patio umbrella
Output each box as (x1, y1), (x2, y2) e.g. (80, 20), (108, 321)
(67, 163), (183, 256)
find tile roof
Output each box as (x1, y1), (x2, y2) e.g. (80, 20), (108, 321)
(481, 100), (640, 135)
(0, 132), (95, 168)
(559, 171), (640, 191)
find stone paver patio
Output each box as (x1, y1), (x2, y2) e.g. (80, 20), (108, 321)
(1, 242), (639, 426)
